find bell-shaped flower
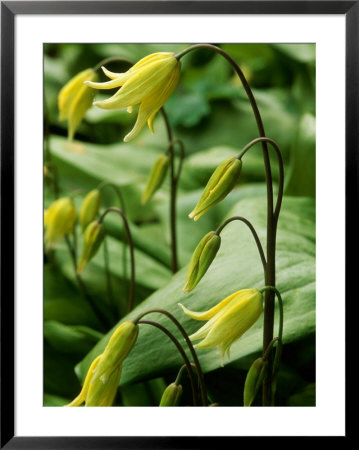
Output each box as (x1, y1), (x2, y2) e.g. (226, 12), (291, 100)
(58, 68), (98, 140)
(179, 289), (263, 364)
(66, 354), (122, 407)
(85, 52), (181, 142)
(243, 357), (268, 407)
(91, 321), (139, 384)
(183, 231), (221, 293)
(77, 221), (105, 274)
(44, 197), (76, 247)
(79, 189), (101, 231)
(188, 157), (242, 221)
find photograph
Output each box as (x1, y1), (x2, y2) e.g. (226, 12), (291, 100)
(43, 42), (316, 408)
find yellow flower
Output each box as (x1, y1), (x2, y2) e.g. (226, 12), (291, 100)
(91, 321), (139, 384)
(58, 68), (98, 140)
(66, 354), (122, 407)
(44, 197), (76, 247)
(188, 156), (242, 221)
(85, 53), (181, 142)
(179, 289), (263, 364)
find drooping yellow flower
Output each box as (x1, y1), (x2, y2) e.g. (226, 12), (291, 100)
(179, 289), (263, 364)
(44, 197), (76, 247)
(142, 153), (169, 204)
(66, 354), (122, 407)
(91, 321), (139, 385)
(58, 68), (98, 140)
(85, 53), (181, 142)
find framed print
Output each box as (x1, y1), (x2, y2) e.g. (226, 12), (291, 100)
(1, 1), (353, 447)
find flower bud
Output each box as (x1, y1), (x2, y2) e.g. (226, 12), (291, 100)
(141, 154), (169, 204)
(92, 321), (139, 384)
(77, 221), (105, 273)
(183, 231), (221, 293)
(44, 197), (77, 247)
(159, 382), (183, 407)
(58, 68), (98, 140)
(79, 189), (101, 231)
(189, 157), (242, 221)
(243, 357), (268, 407)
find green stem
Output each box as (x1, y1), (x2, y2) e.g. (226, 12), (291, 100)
(176, 44), (278, 405)
(137, 320), (198, 406)
(99, 207), (135, 313)
(215, 216), (267, 274)
(160, 107), (179, 273)
(64, 235), (109, 331)
(134, 308), (208, 406)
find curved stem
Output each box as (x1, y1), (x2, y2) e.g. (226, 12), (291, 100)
(160, 108), (179, 273)
(98, 207), (135, 313)
(138, 320), (198, 406)
(215, 216), (267, 274)
(238, 137), (284, 221)
(176, 44), (277, 405)
(134, 308), (208, 406)
(97, 181), (127, 216)
(65, 235), (109, 330)
(98, 181), (128, 288)
(103, 235), (116, 314)
(170, 138), (186, 183)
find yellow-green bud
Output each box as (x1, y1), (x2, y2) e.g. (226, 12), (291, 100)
(183, 231), (221, 293)
(243, 357), (268, 407)
(44, 197), (77, 247)
(58, 68), (98, 140)
(79, 189), (101, 231)
(142, 154), (169, 204)
(189, 157), (242, 221)
(92, 321), (139, 384)
(77, 221), (105, 273)
(159, 382), (183, 407)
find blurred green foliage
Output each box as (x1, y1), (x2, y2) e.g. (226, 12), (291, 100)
(44, 43), (315, 407)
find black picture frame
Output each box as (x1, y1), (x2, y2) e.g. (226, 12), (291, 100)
(1, 1), (353, 447)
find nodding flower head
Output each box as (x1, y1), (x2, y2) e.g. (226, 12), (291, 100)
(44, 197), (76, 248)
(79, 189), (101, 232)
(58, 68), (98, 140)
(77, 221), (105, 274)
(66, 354), (122, 407)
(179, 289), (263, 365)
(85, 53), (181, 142)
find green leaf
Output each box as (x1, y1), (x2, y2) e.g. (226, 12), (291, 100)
(76, 196), (315, 386)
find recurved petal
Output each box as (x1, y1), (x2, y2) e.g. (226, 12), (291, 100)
(179, 290), (240, 321)
(123, 101), (153, 142)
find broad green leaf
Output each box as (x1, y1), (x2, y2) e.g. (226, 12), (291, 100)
(76, 196), (315, 386)
(285, 114), (316, 197)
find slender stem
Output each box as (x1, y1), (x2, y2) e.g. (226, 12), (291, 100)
(134, 308), (208, 406)
(238, 137), (284, 220)
(160, 107), (179, 273)
(103, 236), (116, 314)
(262, 337), (279, 361)
(215, 216), (267, 274)
(64, 235), (109, 330)
(138, 320), (198, 406)
(176, 44), (278, 405)
(98, 207), (135, 313)
(98, 181), (128, 285)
